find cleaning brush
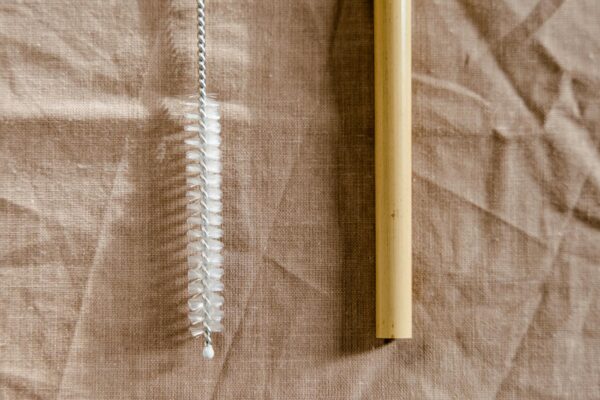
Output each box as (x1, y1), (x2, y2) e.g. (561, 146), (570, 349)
(185, 0), (224, 360)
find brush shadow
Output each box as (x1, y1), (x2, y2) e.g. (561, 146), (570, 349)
(107, 107), (192, 357)
(141, 107), (193, 349)
(119, 0), (194, 353)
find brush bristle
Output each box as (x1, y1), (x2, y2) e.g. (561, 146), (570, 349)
(184, 96), (224, 354)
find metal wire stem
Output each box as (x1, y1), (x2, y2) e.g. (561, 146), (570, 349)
(197, 0), (207, 126)
(196, 0), (212, 351)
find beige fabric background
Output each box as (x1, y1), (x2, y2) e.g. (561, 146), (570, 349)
(1, 0), (599, 399)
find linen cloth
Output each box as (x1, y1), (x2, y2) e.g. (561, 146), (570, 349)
(1, 0), (599, 398)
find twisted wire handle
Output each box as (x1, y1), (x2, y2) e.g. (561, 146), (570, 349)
(197, 0), (207, 126)
(196, 0), (212, 355)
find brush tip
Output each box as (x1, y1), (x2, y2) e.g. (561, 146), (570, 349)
(202, 343), (215, 360)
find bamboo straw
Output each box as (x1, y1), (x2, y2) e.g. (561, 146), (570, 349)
(375, 0), (412, 339)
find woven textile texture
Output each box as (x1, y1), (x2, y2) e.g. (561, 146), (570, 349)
(1, 0), (599, 398)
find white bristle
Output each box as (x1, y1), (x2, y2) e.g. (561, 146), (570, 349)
(207, 213), (223, 225)
(186, 164), (202, 174)
(188, 296), (205, 310)
(208, 268), (224, 279)
(205, 173), (221, 186)
(184, 125), (201, 132)
(189, 311), (205, 324)
(205, 238), (224, 251)
(190, 325), (204, 338)
(205, 186), (222, 200)
(206, 320), (224, 332)
(204, 159), (222, 174)
(188, 268), (204, 280)
(185, 137), (201, 147)
(184, 95), (224, 357)
(206, 292), (224, 306)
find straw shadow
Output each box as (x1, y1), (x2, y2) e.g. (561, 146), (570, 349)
(328, 1), (384, 354)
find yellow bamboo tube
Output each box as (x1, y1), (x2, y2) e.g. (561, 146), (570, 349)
(375, 0), (412, 339)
